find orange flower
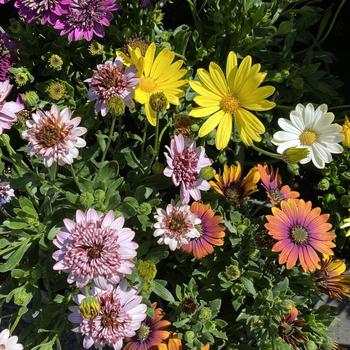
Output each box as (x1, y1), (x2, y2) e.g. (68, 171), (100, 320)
(151, 335), (209, 350)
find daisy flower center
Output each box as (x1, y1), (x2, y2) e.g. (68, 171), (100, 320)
(220, 95), (240, 113)
(270, 188), (285, 203)
(137, 322), (151, 341)
(140, 77), (158, 93)
(36, 123), (68, 147)
(291, 225), (309, 244)
(299, 130), (318, 145)
(164, 210), (192, 238)
(0, 345), (5, 350)
(224, 186), (242, 203)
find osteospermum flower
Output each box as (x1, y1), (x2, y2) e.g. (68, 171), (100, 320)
(14, 0), (71, 25)
(315, 255), (350, 300)
(53, 209), (138, 287)
(68, 279), (147, 350)
(0, 33), (15, 82)
(0, 329), (23, 350)
(181, 202), (225, 259)
(272, 103), (343, 169)
(0, 80), (24, 134)
(124, 303), (171, 350)
(164, 134), (212, 203)
(23, 104), (87, 167)
(54, 0), (120, 42)
(189, 51), (276, 149)
(154, 201), (201, 251)
(257, 164), (299, 206)
(279, 307), (306, 349)
(132, 42), (187, 126)
(265, 199), (336, 272)
(85, 57), (139, 116)
(209, 163), (260, 203)
(0, 181), (15, 205)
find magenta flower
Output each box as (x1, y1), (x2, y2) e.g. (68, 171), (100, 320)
(164, 134), (212, 203)
(54, 0), (120, 42)
(0, 33), (15, 82)
(22, 104), (87, 167)
(14, 0), (71, 25)
(0, 80), (24, 134)
(53, 209), (138, 288)
(68, 279), (147, 350)
(85, 57), (139, 116)
(0, 0), (11, 4)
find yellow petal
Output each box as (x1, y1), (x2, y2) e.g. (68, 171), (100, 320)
(145, 102), (157, 126)
(215, 113), (232, 150)
(198, 110), (225, 137)
(233, 55), (252, 93)
(144, 43), (156, 77)
(209, 62), (229, 95)
(151, 48), (175, 79)
(194, 95), (221, 107)
(135, 87), (149, 104)
(242, 167), (260, 196)
(239, 85), (276, 105)
(189, 81), (222, 100)
(197, 68), (225, 96)
(226, 51), (238, 80)
(241, 99), (276, 111)
(189, 106), (220, 118)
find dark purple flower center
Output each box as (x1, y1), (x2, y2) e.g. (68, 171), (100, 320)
(173, 149), (198, 189)
(270, 188), (285, 204)
(291, 225), (308, 244)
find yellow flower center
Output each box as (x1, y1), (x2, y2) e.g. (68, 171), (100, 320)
(299, 130), (318, 145)
(220, 95), (240, 113)
(139, 77), (157, 93)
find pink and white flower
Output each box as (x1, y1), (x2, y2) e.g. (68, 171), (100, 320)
(0, 80), (24, 134)
(154, 201), (201, 251)
(53, 209), (138, 288)
(22, 104), (87, 167)
(68, 279), (147, 350)
(164, 134), (212, 204)
(0, 329), (23, 350)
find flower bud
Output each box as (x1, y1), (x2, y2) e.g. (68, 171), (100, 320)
(48, 54), (63, 71)
(282, 147), (308, 164)
(191, 123), (200, 132)
(78, 192), (94, 208)
(184, 330), (195, 343)
(47, 81), (66, 101)
(149, 92), (167, 112)
(23, 91), (39, 106)
(200, 166), (215, 180)
(9, 19), (22, 34)
(306, 341), (318, 350)
(94, 189), (105, 202)
(88, 41), (105, 56)
(199, 307), (212, 320)
(80, 296), (100, 319)
(225, 265), (240, 281)
(317, 178), (330, 191)
(15, 72), (29, 86)
(108, 96), (125, 116)
(340, 195), (350, 208)
(138, 202), (152, 215)
(138, 260), (157, 281)
(152, 161), (164, 175)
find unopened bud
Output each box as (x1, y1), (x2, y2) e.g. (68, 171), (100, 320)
(200, 166), (215, 180)
(108, 96), (125, 116)
(149, 92), (167, 112)
(23, 91), (39, 106)
(80, 296), (100, 319)
(282, 147), (308, 164)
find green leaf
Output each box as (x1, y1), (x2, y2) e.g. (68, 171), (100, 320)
(19, 196), (38, 218)
(0, 239), (31, 272)
(241, 277), (257, 297)
(3, 220), (29, 230)
(152, 280), (175, 303)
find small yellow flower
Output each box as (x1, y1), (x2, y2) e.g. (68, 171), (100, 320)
(189, 52), (276, 149)
(130, 42), (187, 125)
(342, 116), (350, 147)
(47, 81), (66, 101)
(209, 162), (260, 202)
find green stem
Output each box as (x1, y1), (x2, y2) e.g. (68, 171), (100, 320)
(101, 115), (117, 162)
(153, 112), (161, 162)
(10, 314), (21, 334)
(70, 165), (81, 192)
(275, 105), (293, 111)
(116, 115), (122, 155)
(140, 121), (149, 159)
(329, 104), (350, 111)
(158, 120), (171, 148)
(252, 144), (283, 160)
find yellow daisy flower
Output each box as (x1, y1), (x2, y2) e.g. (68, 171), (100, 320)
(189, 52), (276, 149)
(209, 162), (260, 203)
(130, 42), (187, 126)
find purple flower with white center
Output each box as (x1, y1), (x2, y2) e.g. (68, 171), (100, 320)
(52, 208), (138, 288)
(0, 33), (15, 82)
(68, 279), (147, 350)
(14, 0), (71, 25)
(154, 201), (201, 251)
(164, 133), (213, 204)
(0, 80), (24, 134)
(0, 181), (14, 205)
(85, 57), (139, 116)
(54, 0), (120, 42)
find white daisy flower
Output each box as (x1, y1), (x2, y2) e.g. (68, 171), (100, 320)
(154, 201), (201, 251)
(272, 103), (344, 169)
(0, 329), (23, 350)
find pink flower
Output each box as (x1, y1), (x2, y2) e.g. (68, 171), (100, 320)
(68, 279), (147, 350)
(164, 134), (212, 204)
(0, 80), (24, 134)
(22, 104), (87, 167)
(53, 209), (138, 288)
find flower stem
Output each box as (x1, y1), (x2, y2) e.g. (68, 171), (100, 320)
(10, 313), (21, 334)
(140, 121), (148, 159)
(116, 115), (122, 155)
(70, 165), (81, 192)
(252, 144), (283, 160)
(101, 115), (117, 162)
(329, 104), (350, 111)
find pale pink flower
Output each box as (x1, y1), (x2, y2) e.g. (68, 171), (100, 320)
(52, 209), (138, 288)
(0, 80), (24, 134)
(164, 134), (212, 204)
(22, 104), (87, 167)
(68, 279), (147, 350)
(154, 201), (201, 251)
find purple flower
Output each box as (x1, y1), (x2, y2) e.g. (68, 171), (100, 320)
(68, 279), (147, 350)
(0, 181), (15, 205)
(164, 134), (213, 203)
(52, 208), (138, 288)
(14, 0), (71, 25)
(0, 33), (15, 82)
(0, 0), (11, 4)
(0, 80), (24, 134)
(54, 0), (120, 42)
(85, 57), (139, 116)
